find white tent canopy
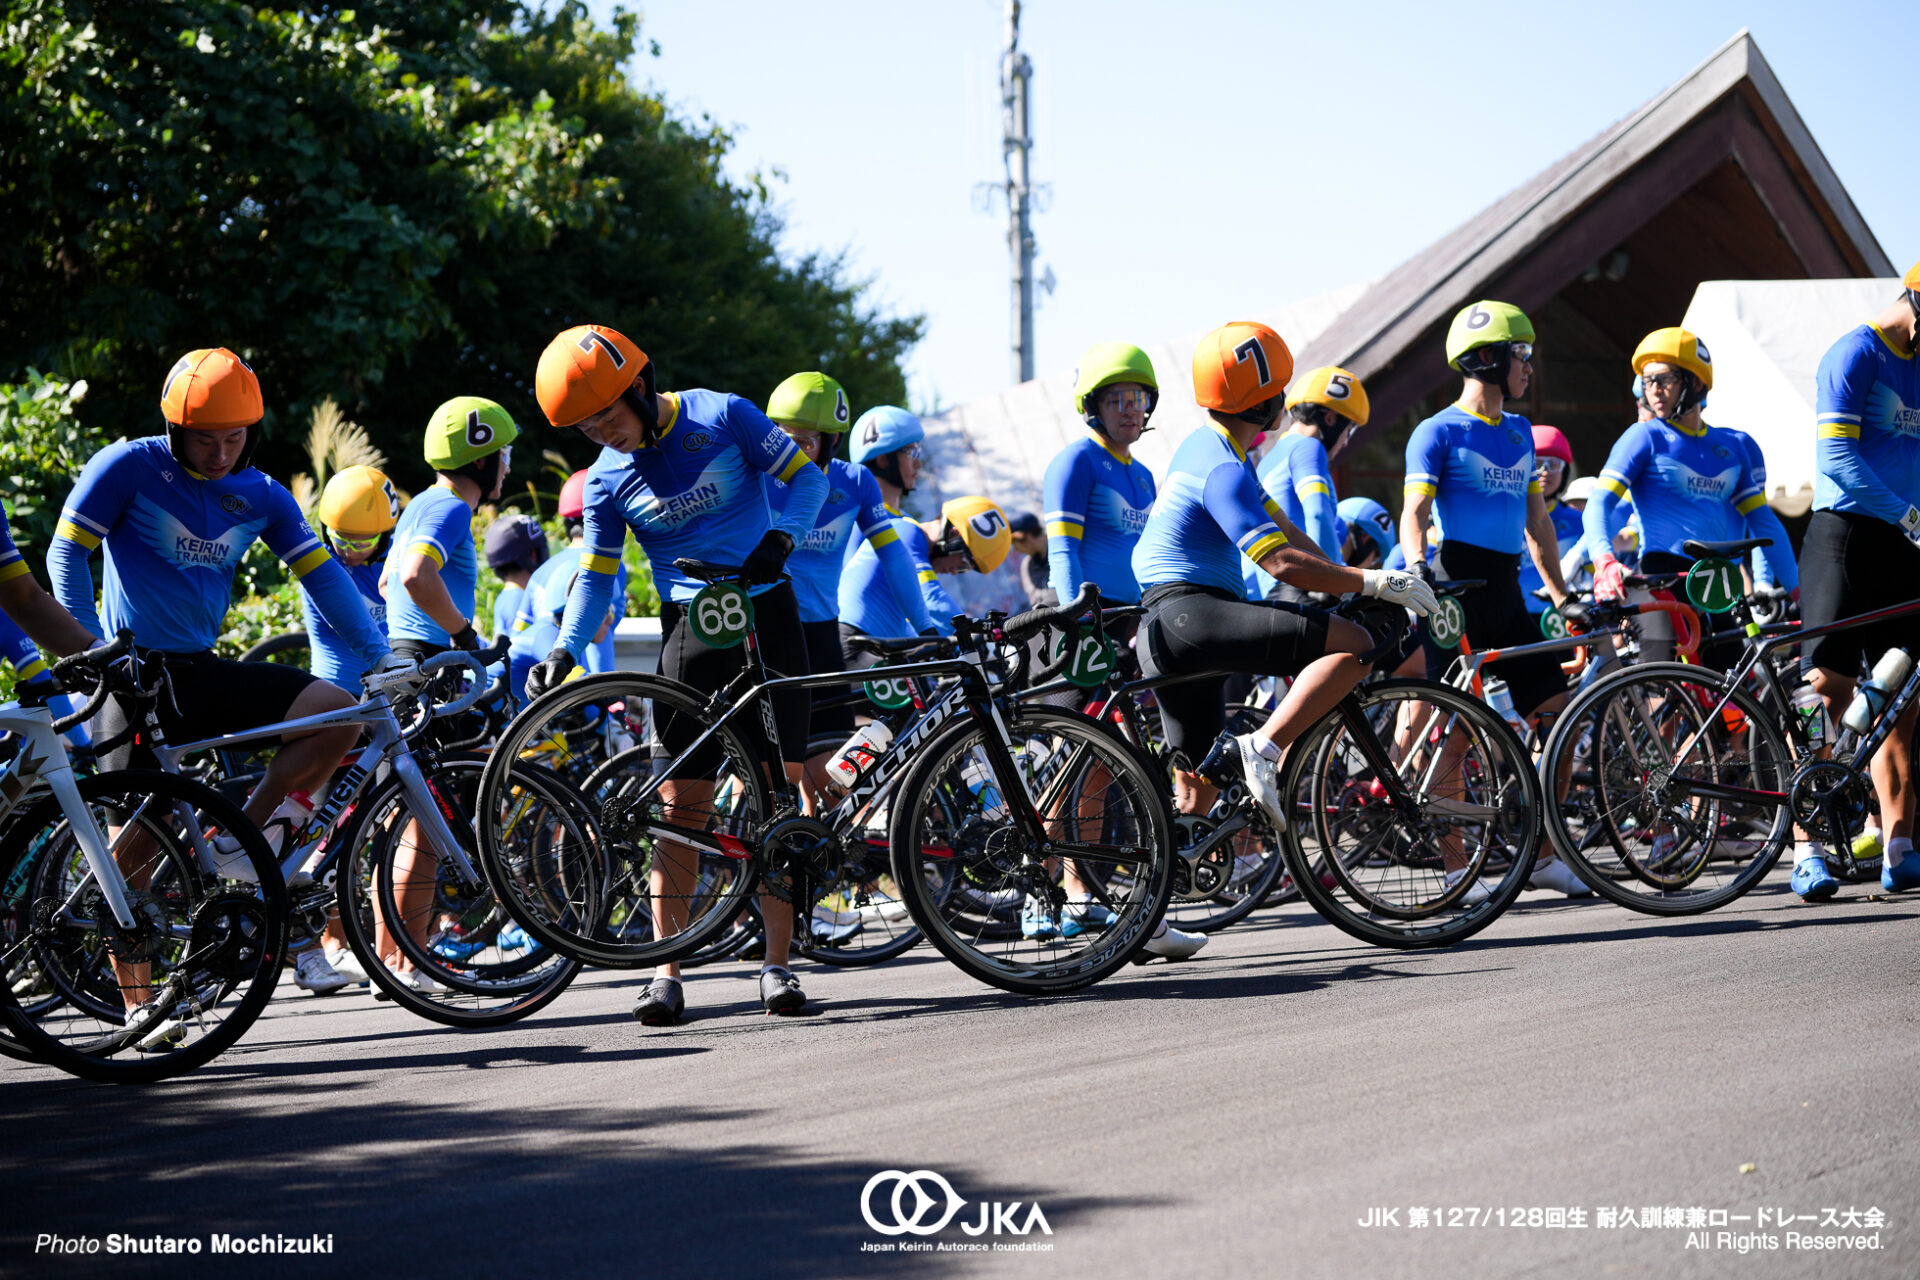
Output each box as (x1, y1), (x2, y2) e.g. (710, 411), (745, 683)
(1681, 277), (1904, 511)
(917, 283), (1369, 612)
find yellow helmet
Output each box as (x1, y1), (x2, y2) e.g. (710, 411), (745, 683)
(941, 496), (1011, 573)
(1284, 366), (1370, 428)
(1632, 327), (1713, 392)
(316, 465), (400, 538)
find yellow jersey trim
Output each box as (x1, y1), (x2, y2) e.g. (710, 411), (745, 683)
(288, 546), (333, 578)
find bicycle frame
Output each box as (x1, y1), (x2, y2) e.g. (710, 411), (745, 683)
(0, 704), (140, 929)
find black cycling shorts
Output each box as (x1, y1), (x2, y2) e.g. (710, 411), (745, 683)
(1138, 583), (1331, 760)
(95, 650), (319, 773)
(656, 580), (809, 772)
(1424, 540), (1567, 718)
(1799, 510), (1920, 679)
(1638, 550), (1747, 673)
(801, 618), (855, 737)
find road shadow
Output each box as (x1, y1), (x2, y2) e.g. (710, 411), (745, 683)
(2, 1084), (1149, 1277)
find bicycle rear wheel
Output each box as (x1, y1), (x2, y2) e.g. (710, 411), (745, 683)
(1539, 662), (1792, 914)
(0, 771), (287, 1084)
(477, 673), (769, 969)
(1282, 679), (1540, 948)
(890, 706), (1173, 995)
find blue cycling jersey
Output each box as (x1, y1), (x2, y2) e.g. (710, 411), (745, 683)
(302, 555), (387, 690)
(557, 390), (826, 660)
(1814, 324), (1920, 526)
(1134, 423), (1290, 597)
(48, 438), (386, 664)
(841, 509), (961, 638)
(523, 544), (624, 672)
(768, 457), (929, 628)
(1257, 431), (1342, 564)
(490, 582), (526, 645)
(1590, 419), (1797, 589)
(0, 503), (25, 590)
(1043, 433), (1156, 604)
(1403, 404), (1542, 555)
(385, 485), (478, 647)
(1520, 503), (1585, 613)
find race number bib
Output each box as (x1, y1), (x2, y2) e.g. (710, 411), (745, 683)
(863, 673), (914, 710)
(688, 582), (754, 649)
(1049, 624), (1121, 689)
(1427, 595), (1466, 650)
(1684, 557), (1741, 614)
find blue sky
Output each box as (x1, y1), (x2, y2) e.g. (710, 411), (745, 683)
(585, 1), (1918, 412)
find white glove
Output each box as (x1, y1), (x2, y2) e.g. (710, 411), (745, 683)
(1902, 506), (1920, 545)
(1360, 568), (1439, 617)
(363, 651), (418, 692)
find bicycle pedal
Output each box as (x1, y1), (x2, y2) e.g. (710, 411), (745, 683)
(1193, 732), (1241, 788)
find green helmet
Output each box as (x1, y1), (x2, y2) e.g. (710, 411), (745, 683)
(1073, 342), (1159, 417)
(1445, 301), (1535, 370)
(766, 371), (852, 432)
(425, 395), (519, 471)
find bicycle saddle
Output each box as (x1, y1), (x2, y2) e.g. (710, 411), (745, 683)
(1682, 537), (1771, 560)
(844, 634), (957, 659)
(672, 558), (746, 584)
(1432, 579), (1486, 597)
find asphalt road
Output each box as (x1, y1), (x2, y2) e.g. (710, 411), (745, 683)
(5, 871), (1916, 1279)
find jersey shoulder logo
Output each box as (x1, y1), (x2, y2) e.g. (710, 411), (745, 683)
(683, 431), (711, 452)
(219, 493), (250, 516)
(1507, 428), (1524, 447)
(827, 488), (847, 505)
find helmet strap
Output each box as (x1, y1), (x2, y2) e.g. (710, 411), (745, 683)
(870, 450), (910, 494)
(1457, 343), (1510, 387)
(1236, 398), (1283, 431)
(621, 380), (659, 450)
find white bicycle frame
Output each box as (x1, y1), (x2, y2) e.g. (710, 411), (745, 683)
(0, 704), (141, 929)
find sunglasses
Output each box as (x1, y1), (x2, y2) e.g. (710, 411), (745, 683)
(1508, 342), (1535, 364)
(1099, 388), (1153, 413)
(328, 531), (382, 555)
(1641, 370), (1683, 391)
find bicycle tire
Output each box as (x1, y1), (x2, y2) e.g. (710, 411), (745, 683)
(0, 771), (287, 1084)
(1282, 678), (1540, 949)
(1539, 662), (1792, 915)
(477, 672), (769, 969)
(889, 705), (1173, 996)
(336, 755), (581, 1027)
(236, 629), (312, 667)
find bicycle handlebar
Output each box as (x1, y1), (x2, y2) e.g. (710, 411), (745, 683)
(47, 631), (137, 735)
(1001, 582), (1100, 647)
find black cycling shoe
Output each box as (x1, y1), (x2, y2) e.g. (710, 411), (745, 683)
(759, 967), (806, 1015)
(632, 977), (685, 1026)
(1193, 731), (1242, 787)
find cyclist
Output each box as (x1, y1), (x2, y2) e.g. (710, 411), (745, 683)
(841, 494), (1011, 655)
(763, 372), (930, 742)
(1585, 328), (1798, 667)
(304, 464), (400, 692)
(1133, 320), (1439, 949)
(1256, 366), (1368, 602)
(1400, 301), (1588, 897)
(514, 471), (627, 687)
(48, 348), (394, 1038)
(0, 501), (98, 742)
(1008, 511), (1051, 606)
(1518, 426), (1585, 625)
(527, 323), (828, 1022)
(1791, 264), (1920, 899)
(1336, 497), (1395, 571)
(483, 514), (551, 646)
(1044, 343), (1159, 608)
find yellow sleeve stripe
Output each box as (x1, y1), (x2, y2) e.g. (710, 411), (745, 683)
(1595, 477), (1630, 499)
(1297, 480), (1332, 498)
(0, 559), (29, 584)
(1404, 481), (1437, 497)
(1735, 494), (1768, 515)
(1818, 423), (1860, 439)
(16, 657), (48, 681)
(1528, 478), (1544, 495)
(408, 541), (445, 569)
(1245, 531), (1290, 563)
(288, 546), (332, 578)
(775, 452), (811, 484)
(55, 520), (101, 550)
(918, 569), (938, 584)
(581, 552), (621, 575)
(1045, 519), (1084, 540)
(867, 526), (900, 549)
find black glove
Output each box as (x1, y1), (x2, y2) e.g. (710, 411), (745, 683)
(1558, 600), (1593, 634)
(1408, 558), (1432, 585)
(742, 529), (794, 585)
(448, 622), (479, 652)
(525, 648), (576, 699)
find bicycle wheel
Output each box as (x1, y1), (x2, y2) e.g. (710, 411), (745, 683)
(890, 706), (1173, 995)
(1282, 679), (1541, 948)
(336, 755), (580, 1027)
(477, 673), (769, 969)
(237, 629), (311, 668)
(1163, 699), (1290, 933)
(0, 771), (286, 1084)
(1539, 662), (1792, 914)
(0, 818), (70, 1062)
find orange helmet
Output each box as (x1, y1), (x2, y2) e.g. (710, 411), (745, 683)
(161, 348), (263, 429)
(1192, 322), (1293, 417)
(536, 324), (650, 428)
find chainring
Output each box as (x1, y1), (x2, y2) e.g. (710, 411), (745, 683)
(758, 814), (840, 905)
(1788, 759), (1870, 841)
(188, 891), (273, 979)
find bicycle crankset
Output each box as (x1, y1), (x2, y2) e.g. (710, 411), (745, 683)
(82, 886), (171, 963)
(757, 814), (840, 905)
(188, 892), (273, 979)
(1171, 813), (1232, 900)
(1788, 760), (1870, 844)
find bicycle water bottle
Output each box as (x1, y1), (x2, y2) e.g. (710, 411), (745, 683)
(959, 758), (1005, 813)
(1482, 676), (1528, 737)
(1789, 684), (1828, 749)
(824, 721), (894, 789)
(1841, 648), (1913, 736)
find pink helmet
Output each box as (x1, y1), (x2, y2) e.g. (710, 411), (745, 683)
(1531, 425), (1573, 468)
(559, 469), (590, 520)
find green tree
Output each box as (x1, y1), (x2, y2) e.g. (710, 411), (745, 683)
(1, 1), (923, 493)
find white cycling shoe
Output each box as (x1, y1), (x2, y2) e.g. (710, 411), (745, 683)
(1140, 923), (1208, 960)
(1231, 733), (1286, 828)
(1527, 858), (1592, 897)
(1443, 867), (1495, 907)
(291, 947), (352, 995)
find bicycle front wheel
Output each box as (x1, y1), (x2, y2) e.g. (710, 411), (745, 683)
(477, 673), (770, 969)
(0, 771), (287, 1084)
(889, 706), (1173, 995)
(1539, 662), (1792, 914)
(1282, 678), (1541, 948)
